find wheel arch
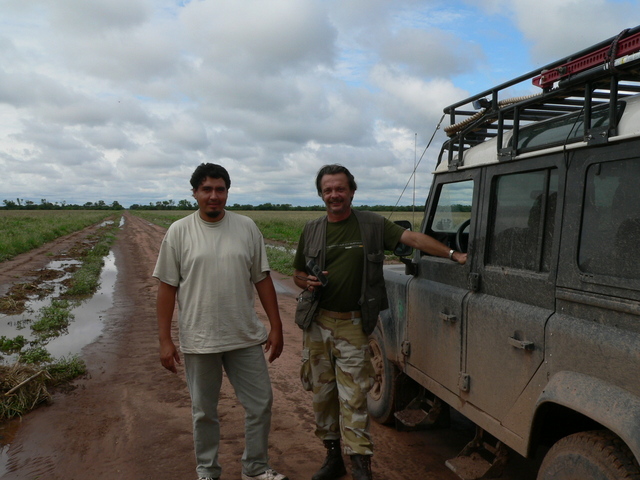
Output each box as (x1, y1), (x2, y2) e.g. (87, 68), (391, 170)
(531, 371), (640, 464)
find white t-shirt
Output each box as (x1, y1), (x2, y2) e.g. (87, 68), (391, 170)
(153, 211), (270, 353)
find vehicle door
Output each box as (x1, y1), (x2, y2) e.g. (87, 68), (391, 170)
(553, 148), (640, 398)
(405, 170), (478, 394)
(463, 156), (562, 425)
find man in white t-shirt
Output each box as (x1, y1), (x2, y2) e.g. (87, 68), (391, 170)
(153, 163), (288, 480)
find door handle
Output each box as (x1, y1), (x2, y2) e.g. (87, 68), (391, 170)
(508, 337), (534, 351)
(439, 312), (457, 323)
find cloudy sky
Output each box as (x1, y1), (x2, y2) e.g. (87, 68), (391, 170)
(1, 0), (637, 208)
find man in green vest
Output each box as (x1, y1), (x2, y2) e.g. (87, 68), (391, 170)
(293, 164), (466, 480)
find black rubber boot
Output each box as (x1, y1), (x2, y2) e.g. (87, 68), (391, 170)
(350, 455), (372, 480)
(312, 440), (347, 480)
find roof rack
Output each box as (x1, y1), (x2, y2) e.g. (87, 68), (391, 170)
(440, 26), (640, 170)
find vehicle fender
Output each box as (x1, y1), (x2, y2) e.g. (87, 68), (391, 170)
(380, 265), (412, 365)
(537, 370), (640, 462)
(377, 306), (401, 364)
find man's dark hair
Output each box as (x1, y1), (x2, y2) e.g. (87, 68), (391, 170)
(315, 164), (357, 197)
(190, 163), (231, 190)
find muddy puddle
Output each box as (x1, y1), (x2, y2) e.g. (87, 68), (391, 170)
(0, 252), (116, 363)
(0, 249), (118, 473)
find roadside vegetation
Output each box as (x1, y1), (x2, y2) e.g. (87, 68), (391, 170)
(0, 210), (114, 262)
(0, 213), (120, 419)
(131, 209), (423, 276)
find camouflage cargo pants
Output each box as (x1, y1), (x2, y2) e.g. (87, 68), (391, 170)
(301, 310), (374, 455)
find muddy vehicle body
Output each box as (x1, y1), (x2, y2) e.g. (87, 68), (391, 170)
(369, 27), (640, 479)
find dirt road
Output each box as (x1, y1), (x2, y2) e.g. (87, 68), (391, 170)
(0, 212), (535, 480)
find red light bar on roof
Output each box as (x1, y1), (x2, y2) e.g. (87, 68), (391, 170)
(533, 30), (640, 89)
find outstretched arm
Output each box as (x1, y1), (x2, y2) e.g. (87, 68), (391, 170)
(400, 230), (467, 265)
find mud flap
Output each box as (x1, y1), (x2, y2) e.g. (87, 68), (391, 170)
(445, 427), (509, 480)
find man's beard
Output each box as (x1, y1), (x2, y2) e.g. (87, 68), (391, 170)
(205, 209), (222, 219)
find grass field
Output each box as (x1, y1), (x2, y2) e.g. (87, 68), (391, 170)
(131, 209), (426, 275)
(0, 211), (115, 263)
(132, 209), (424, 244)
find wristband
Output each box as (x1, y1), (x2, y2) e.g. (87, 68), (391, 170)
(448, 249), (455, 260)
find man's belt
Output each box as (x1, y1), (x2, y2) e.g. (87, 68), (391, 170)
(318, 309), (361, 320)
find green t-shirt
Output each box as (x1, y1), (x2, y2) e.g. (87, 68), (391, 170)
(294, 212), (405, 312)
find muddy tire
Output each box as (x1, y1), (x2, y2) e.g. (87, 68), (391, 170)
(367, 326), (397, 425)
(537, 430), (640, 480)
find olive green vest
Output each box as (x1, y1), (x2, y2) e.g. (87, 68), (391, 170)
(300, 210), (388, 335)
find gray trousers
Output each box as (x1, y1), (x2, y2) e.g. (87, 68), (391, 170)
(184, 345), (273, 478)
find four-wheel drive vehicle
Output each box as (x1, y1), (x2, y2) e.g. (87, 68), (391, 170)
(368, 26), (640, 479)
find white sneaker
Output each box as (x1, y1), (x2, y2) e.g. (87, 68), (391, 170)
(241, 468), (288, 480)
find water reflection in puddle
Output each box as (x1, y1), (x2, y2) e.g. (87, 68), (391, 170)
(44, 252), (116, 359)
(0, 258), (81, 349)
(0, 252), (116, 363)
(0, 250), (118, 466)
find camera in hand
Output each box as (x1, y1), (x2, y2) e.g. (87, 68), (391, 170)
(306, 259), (328, 287)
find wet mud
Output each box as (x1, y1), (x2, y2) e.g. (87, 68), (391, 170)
(0, 212), (539, 480)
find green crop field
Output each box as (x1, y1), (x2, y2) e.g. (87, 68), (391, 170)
(131, 209), (425, 246)
(0, 210), (116, 262)
(131, 209), (426, 275)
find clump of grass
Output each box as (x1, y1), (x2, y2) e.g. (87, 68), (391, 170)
(63, 232), (116, 297)
(0, 296), (24, 315)
(0, 356), (87, 420)
(0, 335), (27, 355)
(0, 364), (52, 420)
(45, 355), (87, 387)
(31, 300), (74, 341)
(19, 346), (53, 364)
(64, 257), (104, 296)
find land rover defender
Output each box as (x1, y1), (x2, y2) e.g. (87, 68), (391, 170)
(368, 27), (640, 479)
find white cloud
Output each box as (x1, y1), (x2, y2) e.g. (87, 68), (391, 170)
(0, 0), (637, 207)
(474, 0), (636, 64)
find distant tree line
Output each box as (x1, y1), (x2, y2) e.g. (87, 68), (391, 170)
(128, 200), (438, 212)
(3, 198), (471, 213)
(129, 199), (197, 210)
(2, 199), (124, 210)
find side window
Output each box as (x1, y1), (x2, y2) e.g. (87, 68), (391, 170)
(427, 180), (473, 251)
(579, 158), (640, 279)
(487, 169), (558, 271)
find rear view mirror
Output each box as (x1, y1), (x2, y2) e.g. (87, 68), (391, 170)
(393, 220), (413, 257)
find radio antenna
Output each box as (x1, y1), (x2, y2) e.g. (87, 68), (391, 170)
(388, 114), (445, 221)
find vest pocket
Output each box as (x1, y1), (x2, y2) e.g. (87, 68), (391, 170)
(366, 251), (385, 286)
